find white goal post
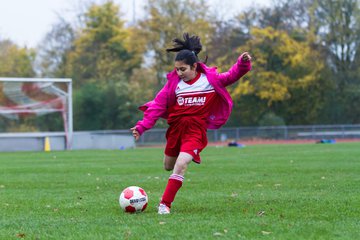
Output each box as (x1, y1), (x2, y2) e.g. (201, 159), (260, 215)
(0, 77), (73, 149)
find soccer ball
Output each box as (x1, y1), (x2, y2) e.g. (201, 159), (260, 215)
(119, 186), (148, 213)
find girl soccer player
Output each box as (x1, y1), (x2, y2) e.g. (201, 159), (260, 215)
(131, 33), (252, 214)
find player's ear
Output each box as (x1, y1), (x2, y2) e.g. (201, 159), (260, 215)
(192, 62), (197, 70)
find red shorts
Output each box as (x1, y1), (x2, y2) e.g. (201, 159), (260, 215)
(164, 117), (208, 164)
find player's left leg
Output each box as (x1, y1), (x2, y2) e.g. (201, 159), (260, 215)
(163, 154), (177, 171)
(158, 152), (193, 214)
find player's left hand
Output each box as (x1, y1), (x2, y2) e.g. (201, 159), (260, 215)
(241, 52), (251, 62)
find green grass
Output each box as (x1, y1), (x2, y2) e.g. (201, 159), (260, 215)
(1, 142), (360, 239)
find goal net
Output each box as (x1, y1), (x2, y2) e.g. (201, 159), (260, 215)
(0, 77), (73, 149)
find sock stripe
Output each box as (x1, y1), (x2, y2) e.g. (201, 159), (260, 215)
(161, 174), (184, 208)
(169, 174), (184, 182)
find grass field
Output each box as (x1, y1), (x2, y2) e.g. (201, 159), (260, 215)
(1, 142), (360, 239)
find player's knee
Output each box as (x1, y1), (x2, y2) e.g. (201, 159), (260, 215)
(173, 162), (187, 175)
(164, 160), (174, 171)
(164, 165), (174, 171)
(176, 161), (186, 170)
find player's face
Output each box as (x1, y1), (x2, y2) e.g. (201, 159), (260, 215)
(174, 61), (197, 82)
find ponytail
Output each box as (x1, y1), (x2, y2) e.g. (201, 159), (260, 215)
(166, 33), (207, 65)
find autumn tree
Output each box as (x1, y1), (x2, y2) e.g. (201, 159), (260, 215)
(136, 0), (214, 91)
(0, 39), (37, 132)
(69, 1), (144, 130)
(0, 39), (35, 77)
(66, 1), (141, 88)
(219, 27), (325, 126)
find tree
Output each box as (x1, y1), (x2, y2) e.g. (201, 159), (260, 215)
(313, 0), (360, 123)
(36, 19), (75, 78)
(207, 18), (250, 63)
(51, 1), (144, 130)
(0, 39), (35, 77)
(66, 1), (142, 88)
(0, 39), (39, 132)
(219, 27), (325, 125)
(136, 0), (214, 90)
(74, 80), (135, 130)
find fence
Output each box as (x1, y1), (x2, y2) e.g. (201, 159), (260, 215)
(138, 124), (360, 145)
(1, 125), (359, 151)
(0, 130), (134, 152)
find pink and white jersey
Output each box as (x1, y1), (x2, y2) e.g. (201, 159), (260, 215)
(168, 72), (219, 124)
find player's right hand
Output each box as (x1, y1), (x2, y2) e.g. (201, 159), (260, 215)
(130, 127), (140, 141)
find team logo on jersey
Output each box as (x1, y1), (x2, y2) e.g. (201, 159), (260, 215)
(185, 96), (206, 105)
(177, 96), (207, 106)
(177, 97), (184, 105)
(193, 149), (198, 155)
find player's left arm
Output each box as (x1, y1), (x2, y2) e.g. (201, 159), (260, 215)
(217, 52), (252, 87)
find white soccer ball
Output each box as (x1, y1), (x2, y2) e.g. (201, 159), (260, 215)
(119, 186), (148, 213)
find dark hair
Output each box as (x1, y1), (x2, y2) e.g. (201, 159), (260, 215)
(166, 33), (202, 66)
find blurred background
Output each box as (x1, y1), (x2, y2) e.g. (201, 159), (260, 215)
(0, 0), (359, 138)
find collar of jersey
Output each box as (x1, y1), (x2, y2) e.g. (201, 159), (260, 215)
(184, 72), (201, 85)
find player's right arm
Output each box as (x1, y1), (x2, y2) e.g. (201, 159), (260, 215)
(131, 82), (169, 138)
